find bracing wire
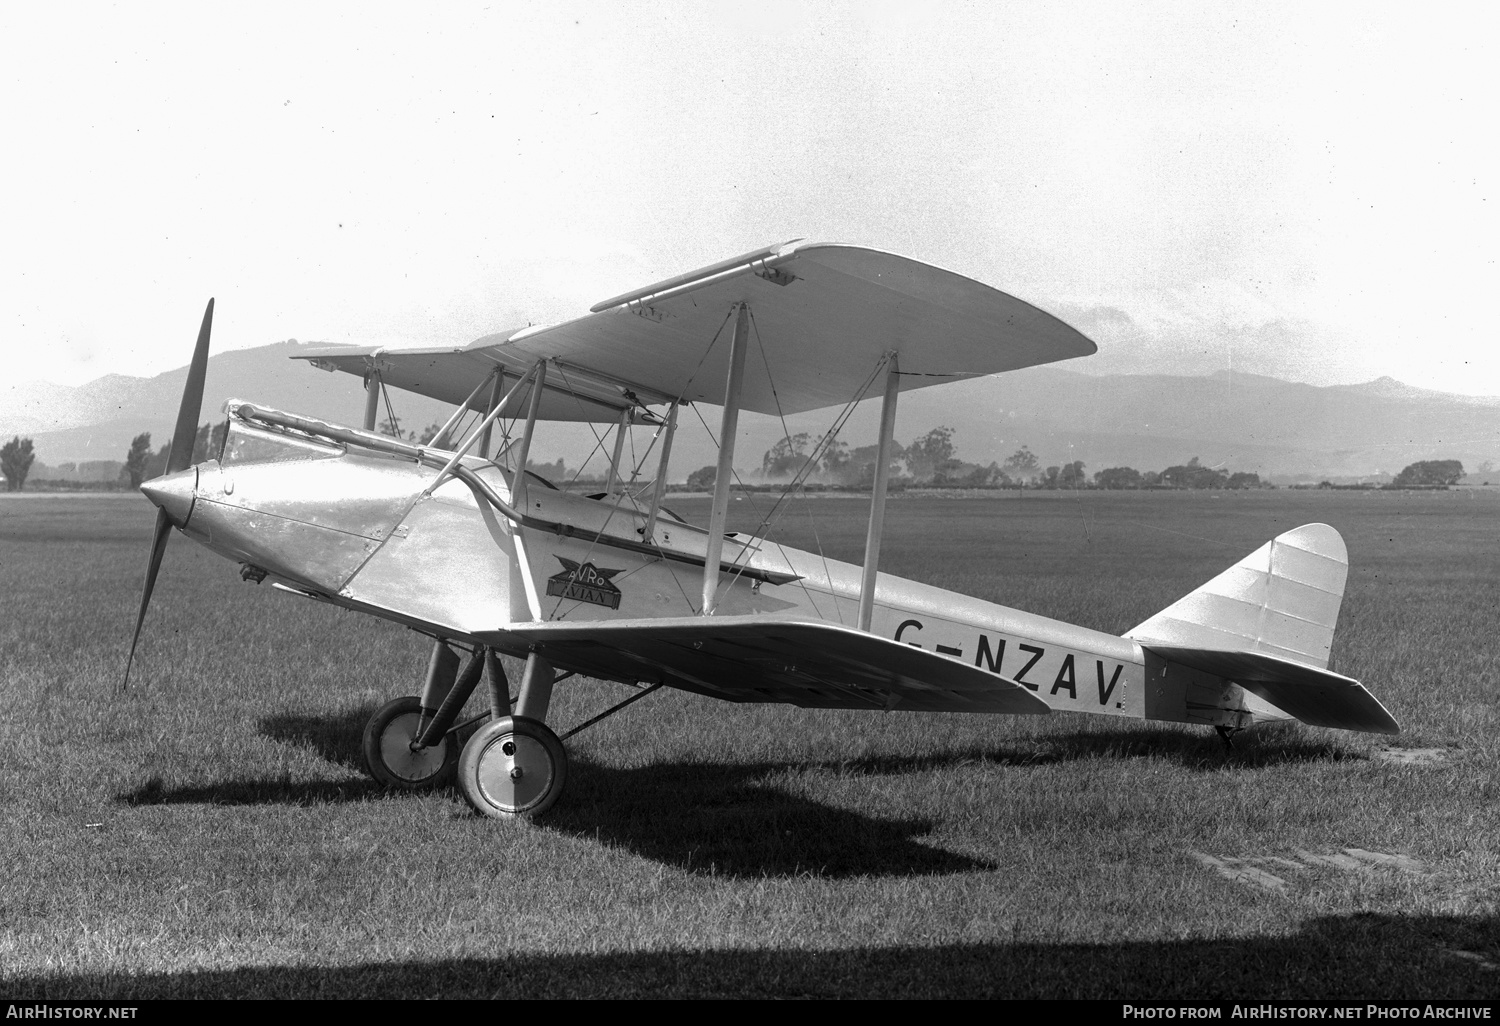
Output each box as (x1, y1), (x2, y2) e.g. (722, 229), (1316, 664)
(542, 312), (737, 619)
(705, 311), (887, 611)
(729, 309), (879, 620)
(741, 310), (887, 537)
(380, 378), (401, 439)
(686, 352), (882, 623)
(724, 365), (884, 621)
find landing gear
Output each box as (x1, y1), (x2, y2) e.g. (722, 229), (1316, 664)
(362, 696), (458, 789)
(1215, 724), (1243, 752)
(364, 644), (654, 819)
(457, 716), (567, 819)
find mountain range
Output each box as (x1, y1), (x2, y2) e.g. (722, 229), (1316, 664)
(5, 342), (1498, 483)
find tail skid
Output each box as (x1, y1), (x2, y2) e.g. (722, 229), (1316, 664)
(1127, 524), (1399, 735)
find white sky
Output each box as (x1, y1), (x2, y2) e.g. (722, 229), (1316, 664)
(2, 2), (1496, 393)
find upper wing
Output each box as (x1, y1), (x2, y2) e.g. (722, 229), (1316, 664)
(482, 614), (1051, 715)
(295, 240), (1096, 419)
(294, 341), (657, 424)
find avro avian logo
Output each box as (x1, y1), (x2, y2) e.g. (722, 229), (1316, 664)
(546, 556), (623, 609)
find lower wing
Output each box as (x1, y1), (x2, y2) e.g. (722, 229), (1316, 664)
(482, 615), (1050, 715)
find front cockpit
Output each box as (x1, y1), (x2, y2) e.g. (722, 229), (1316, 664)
(136, 400), (795, 639)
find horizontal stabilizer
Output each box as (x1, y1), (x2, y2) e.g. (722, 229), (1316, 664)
(483, 615), (1051, 715)
(1128, 524), (1399, 735)
(1142, 646), (1400, 735)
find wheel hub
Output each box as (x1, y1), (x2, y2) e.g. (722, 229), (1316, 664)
(378, 711), (448, 781)
(476, 731), (554, 811)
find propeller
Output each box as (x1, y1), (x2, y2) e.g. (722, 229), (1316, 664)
(123, 298), (214, 690)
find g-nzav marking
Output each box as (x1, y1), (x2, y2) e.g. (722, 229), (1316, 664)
(896, 618), (1135, 713)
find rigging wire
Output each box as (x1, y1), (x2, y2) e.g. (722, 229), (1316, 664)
(547, 307), (740, 618)
(704, 310), (887, 616)
(719, 367), (883, 623)
(733, 309), (880, 621)
(741, 309), (887, 533)
(686, 399), (828, 617)
(380, 377), (402, 439)
(545, 342), (732, 619)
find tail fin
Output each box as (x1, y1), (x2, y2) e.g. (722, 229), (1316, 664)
(1126, 523), (1347, 668)
(1128, 524), (1399, 735)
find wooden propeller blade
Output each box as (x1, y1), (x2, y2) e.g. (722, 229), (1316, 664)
(167, 298), (214, 475)
(123, 507), (174, 691)
(124, 299), (214, 690)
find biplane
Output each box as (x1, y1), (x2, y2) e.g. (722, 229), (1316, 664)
(127, 240), (1400, 819)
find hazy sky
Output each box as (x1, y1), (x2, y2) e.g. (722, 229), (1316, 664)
(3, 2), (1496, 394)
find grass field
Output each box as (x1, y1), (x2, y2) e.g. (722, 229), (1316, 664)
(1, 489), (1496, 999)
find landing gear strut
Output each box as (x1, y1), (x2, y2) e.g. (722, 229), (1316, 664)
(456, 649), (567, 819)
(365, 642), (655, 820)
(362, 695), (459, 789)
(1215, 724), (1243, 752)
(362, 640), (485, 792)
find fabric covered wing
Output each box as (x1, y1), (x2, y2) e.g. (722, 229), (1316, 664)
(294, 343), (656, 424)
(294, 241), (1097, 419)
(492, 241), (1096, 415)
(482, 615), (1051, 715)
(1143, 646), (1400, 735)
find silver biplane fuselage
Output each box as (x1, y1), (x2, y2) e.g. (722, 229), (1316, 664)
(149, 404), (1147, 718)
(133, 242), (1399, 820)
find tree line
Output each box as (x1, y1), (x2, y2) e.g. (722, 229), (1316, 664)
(0, 425), (1477, 494)
(704, 429), (1476, 493)
(740, 428), (1271, 491)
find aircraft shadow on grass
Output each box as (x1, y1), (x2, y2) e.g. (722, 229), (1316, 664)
(8, 912), (1498, 999)
(119, 731), (994, 879)
(251, 704), (1359, 776)
(114, 709), (1370, 880)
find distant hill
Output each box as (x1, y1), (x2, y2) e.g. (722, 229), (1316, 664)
(717, 365), (1500, 483)
(4, 343), (1498, 482)
(2, 342), (451, 464)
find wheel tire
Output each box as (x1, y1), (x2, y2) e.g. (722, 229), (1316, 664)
(362, 696), (458, 790)
(458, 715), (567, 820)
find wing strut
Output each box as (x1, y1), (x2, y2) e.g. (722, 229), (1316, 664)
(858, 352), (900, 631)
(643, 399), (679, 544)
(607, 407), (630, 493)
(702, 303), (750, 615)
(477, 369), (506, 459)
(510, 360), (549, 621)
(423, 360), (540, 498)
(362, 366), (381, 431)
(431, 365), (500, 449)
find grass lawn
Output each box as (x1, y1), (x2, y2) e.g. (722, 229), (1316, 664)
(1, 489), (1496, 998)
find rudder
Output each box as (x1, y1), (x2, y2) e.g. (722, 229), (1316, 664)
(1125, 523), (1347, 669)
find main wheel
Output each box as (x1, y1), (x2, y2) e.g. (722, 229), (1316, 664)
(458, 715), (567, 819)
(362, 696), (458, 790)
